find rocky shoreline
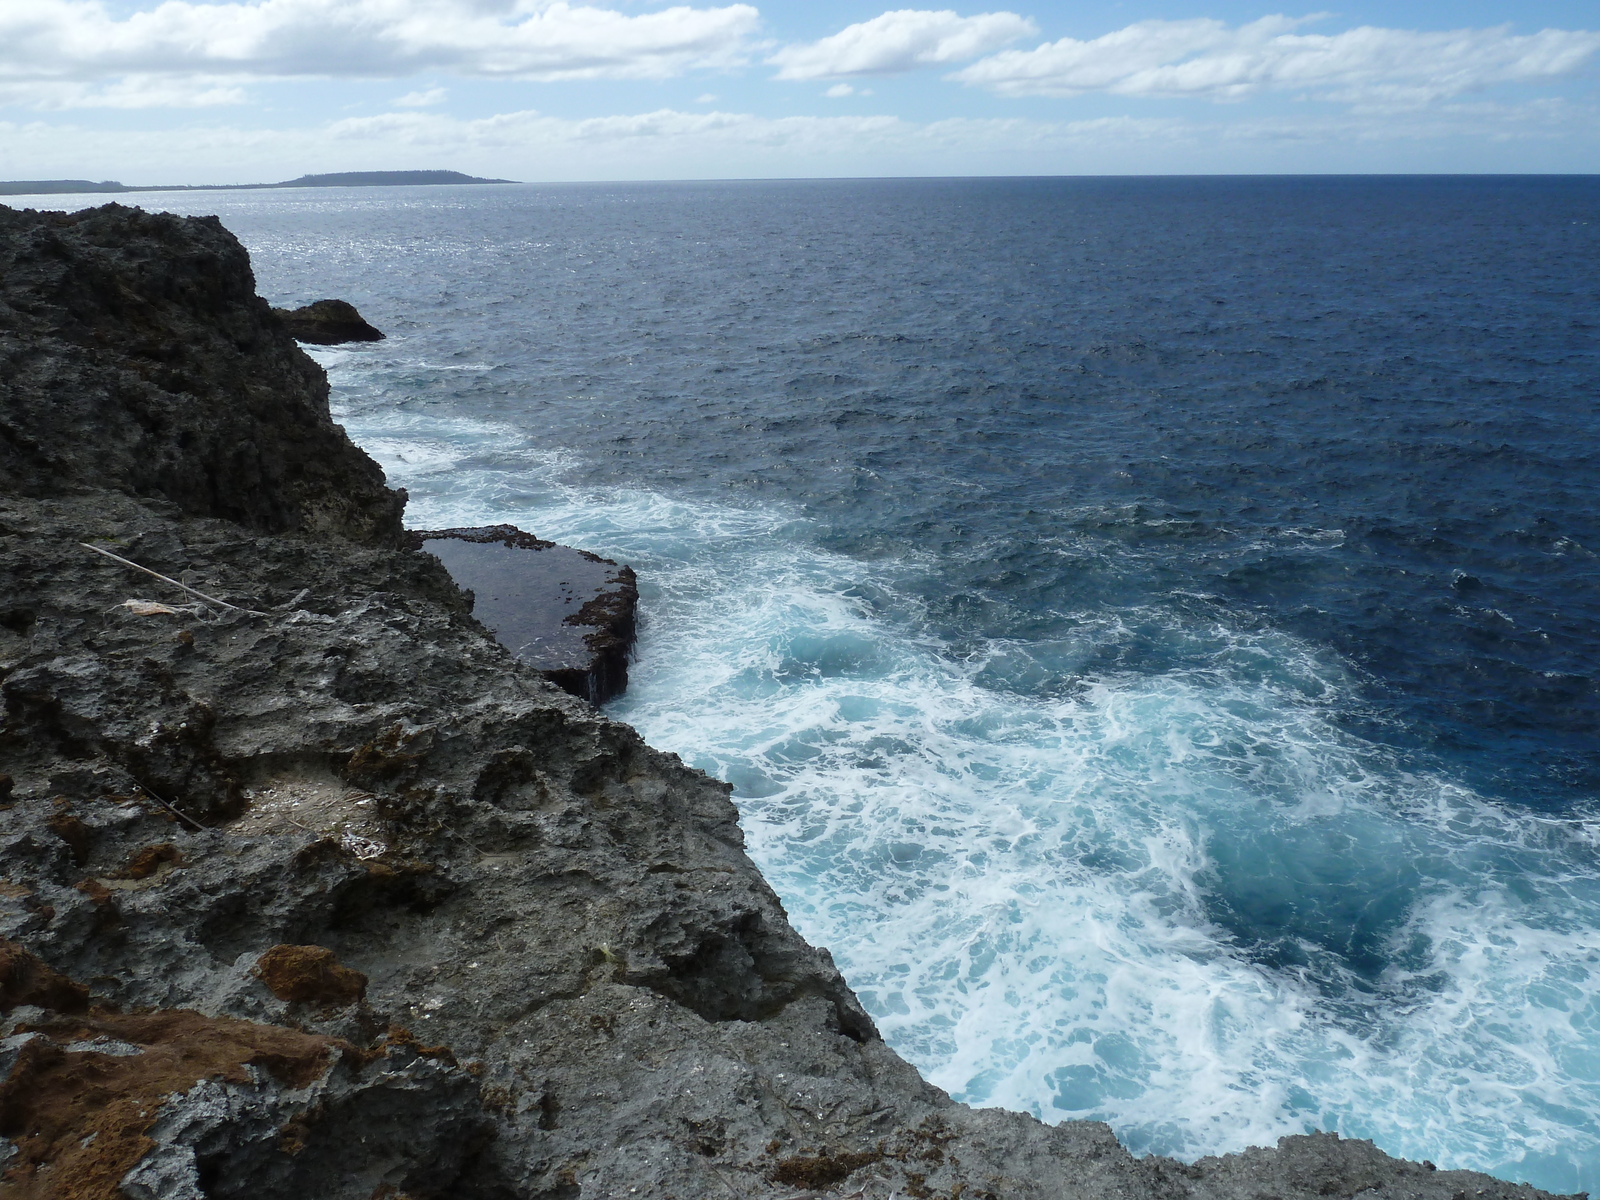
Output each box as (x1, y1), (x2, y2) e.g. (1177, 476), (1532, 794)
(0, 203), (1570, 1199)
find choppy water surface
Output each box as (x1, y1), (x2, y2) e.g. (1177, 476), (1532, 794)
(37, 177), (1600, 1191)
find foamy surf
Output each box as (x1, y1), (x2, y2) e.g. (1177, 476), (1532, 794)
(330, 382), (1600, 1197)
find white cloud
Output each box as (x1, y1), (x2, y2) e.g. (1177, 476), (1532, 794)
(1, 98), (1594, 188)
(395, 87), (449, 107)
(0, 107), (1188, 184)
(952, 15), (1600, 105)
(825, 83), (854, 97)
(0, 74), (248, 109)
(0, 0), (762, 95)
(769, 8), (1035, 81)
(324, 107), (907, 149)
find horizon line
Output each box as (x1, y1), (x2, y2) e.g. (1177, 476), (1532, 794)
(4, 169), (1600, 200)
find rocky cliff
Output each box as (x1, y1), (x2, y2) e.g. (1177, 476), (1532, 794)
(0, 204), (1568, 1200)
(0, 204), (401, 544)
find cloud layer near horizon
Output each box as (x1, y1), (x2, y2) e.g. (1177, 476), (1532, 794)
(2, 94), (1587, 180)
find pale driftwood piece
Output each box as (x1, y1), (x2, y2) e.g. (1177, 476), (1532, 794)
(119, 599), (183, 616)
(79, 542), (268, 615)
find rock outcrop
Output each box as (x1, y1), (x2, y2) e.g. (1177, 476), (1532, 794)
(270, 299), (385, 345)
(0, 205), (401, 544)
(412, 525), (638, 704)
(1, 940), (482, 1200)
(0, 203), (1570, 1200)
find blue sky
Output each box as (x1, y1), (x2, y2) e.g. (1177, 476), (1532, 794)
(1, 0), (1596, 182)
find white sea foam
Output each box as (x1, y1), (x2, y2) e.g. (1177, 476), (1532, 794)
(336, 395), (1600, 1196)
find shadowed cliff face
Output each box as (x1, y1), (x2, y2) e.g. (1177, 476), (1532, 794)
(0, 204), (403, 545)
(0, 204), (1572, 1200)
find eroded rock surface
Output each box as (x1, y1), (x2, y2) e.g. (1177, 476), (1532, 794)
(0, 203), (1569, 1200)
(0, 940), (481, 1200)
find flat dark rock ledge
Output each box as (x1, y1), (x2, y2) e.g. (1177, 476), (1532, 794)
(409, 524), (637, 704)
(0, 201), (1573, 1200)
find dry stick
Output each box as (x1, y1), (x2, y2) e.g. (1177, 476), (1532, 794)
(279, 812), (373, 855)
(131, 780), (205, 832)
(79, 542), (268, 616)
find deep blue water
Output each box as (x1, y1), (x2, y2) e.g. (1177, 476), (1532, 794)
(15, 175), (1600, 1191)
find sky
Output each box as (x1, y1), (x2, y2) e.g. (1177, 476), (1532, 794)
(0, 0), (1597, 182)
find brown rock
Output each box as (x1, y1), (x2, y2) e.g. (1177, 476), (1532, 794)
(45, 812), (91, 865)
(108, 843), (182, 880)
(0, 940), (89, 1013)
(254, 945), (367, 1006)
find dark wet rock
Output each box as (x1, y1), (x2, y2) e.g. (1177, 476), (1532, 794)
(270, 299), (385, 345)
(412, 524), (637, 704)
(0, 203), (1571, 1200)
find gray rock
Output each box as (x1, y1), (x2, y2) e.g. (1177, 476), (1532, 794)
(0, 203), (1571, 1200)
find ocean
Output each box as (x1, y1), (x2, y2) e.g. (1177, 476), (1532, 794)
(17, 175), (1600, 1192)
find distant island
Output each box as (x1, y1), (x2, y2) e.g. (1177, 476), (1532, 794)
(0, 170), (514, 197)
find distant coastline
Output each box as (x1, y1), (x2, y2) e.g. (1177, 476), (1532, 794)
(0, 169), (514, 197)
